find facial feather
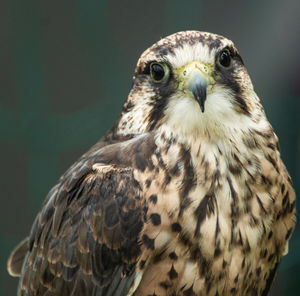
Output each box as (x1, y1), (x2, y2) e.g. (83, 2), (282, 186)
(116, 30), (265, 142)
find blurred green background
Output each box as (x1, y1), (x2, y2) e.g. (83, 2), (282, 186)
(1, 0), (299, 295)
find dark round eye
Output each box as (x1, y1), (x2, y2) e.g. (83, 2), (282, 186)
(218, 49), (232, 68)
(150, 62), (170, 83)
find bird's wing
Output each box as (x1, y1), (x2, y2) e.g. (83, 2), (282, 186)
(15, 161), (145, 296)
(7, 237), (29, 277)
(261, 262), (279, 296)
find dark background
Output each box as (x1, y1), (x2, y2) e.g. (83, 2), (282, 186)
(1, 0), (299, 295)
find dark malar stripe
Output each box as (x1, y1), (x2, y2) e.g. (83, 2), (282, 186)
(234, 95), (250, 115)
(147, 95), (168, 131)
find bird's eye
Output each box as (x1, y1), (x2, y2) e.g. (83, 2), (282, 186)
(218, 49), (232, 68)
(150, 62), (170, 83)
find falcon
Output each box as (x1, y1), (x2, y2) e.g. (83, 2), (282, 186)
(8, 31), (296, 296)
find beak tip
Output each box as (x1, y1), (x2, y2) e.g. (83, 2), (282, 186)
(192, 85), (207, 113)
(181, 64), (210, 114)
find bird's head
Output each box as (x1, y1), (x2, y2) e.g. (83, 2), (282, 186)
(116, 31), (266, 141)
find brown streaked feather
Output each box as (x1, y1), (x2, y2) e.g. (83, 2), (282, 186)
(7, 237), (29, 277)
(15, 146), (147, 295)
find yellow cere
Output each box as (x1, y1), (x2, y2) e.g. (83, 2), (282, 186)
(176, 61), (215, 95)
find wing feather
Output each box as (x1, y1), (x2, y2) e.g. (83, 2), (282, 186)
(15, 162), (145, 296)
(7, 237), (29, 277)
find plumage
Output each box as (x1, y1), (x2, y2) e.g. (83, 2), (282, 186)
(8, 31), (296, 296)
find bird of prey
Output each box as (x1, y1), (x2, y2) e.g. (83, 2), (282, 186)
(8, 31), (296, 296)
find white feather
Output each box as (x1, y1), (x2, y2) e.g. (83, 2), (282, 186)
(168, 43), (217, 69)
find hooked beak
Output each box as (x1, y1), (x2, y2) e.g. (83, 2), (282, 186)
(177, 61), (215, 113)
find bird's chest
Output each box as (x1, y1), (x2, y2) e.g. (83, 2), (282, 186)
(137, 144), (278, 295)
(162, 143), (271, 255)
(175, 154), (277, 295)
